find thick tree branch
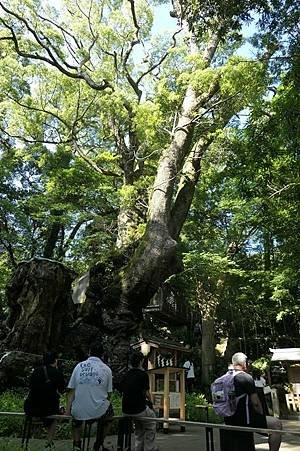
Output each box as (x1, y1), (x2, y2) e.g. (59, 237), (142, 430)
(0, 3), (111, 91)
(123, 54), (142, 99)
(174, 89), (241, 131)
(0, 125), (72, 145)
(0, 239), (17, 267)
(109, 103), (140, 185)
(202, 33), (220, 64)
(66, 219), (91, 245)
(43, 216), (63, 259)
(169, 94), (241, 239)
(0, 3), (77, 70)
(136, 29), (182, 86)
(173, 81), (220, 133)
(121, 13), (181, 98)
(37, 13), (83, 50)
(0, 216), (17, 267)
(59, 217), (93, 258)
(169, 137), (212, 239)
(148, 33), (221, 228)
(127, 0), (140, 40)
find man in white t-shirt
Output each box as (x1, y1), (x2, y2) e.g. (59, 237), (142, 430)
(183, 359), (195, 392)
(66, 343), (114, 451)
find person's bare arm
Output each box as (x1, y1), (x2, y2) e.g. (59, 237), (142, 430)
(145, 389), (153, 403)
(250, 392), (263, 415)
(66, 388), (75, 415)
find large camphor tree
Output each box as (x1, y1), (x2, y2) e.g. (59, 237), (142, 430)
(0, 0), (297, 377)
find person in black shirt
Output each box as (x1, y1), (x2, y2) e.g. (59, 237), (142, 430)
(252, 368), (269, 416)
(225, 352), (282, 451)
(24, 351), (66, 450)
(121, 351), (157, 451)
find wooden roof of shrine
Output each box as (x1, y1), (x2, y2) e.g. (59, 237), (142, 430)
(270, 348), (300, 361)
(131, 337), (190, 353)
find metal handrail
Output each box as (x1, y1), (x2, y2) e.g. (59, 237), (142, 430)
(139, 416), (300, 436)
(0, 411), (299, 435)
(0, 411), (299, 451)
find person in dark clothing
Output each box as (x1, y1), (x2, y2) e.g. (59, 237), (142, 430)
(24, 351), (66, 450)
(121, 351), (157, 451)
(224, 352), (281, 451)
(252, 368), (269, 416)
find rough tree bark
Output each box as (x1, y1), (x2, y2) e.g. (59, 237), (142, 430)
(1, 258), (76, 354)
(201, 317), (216, 385)
(196, 281), (218, 386)
(0, 351), (42, 391)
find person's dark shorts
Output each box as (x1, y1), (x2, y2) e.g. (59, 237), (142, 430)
(72, 403), (114, 428)
(251, 412), (268, 436)
(24, 414), (56, 427)
(42, 417), (56, 427)
(24, 397), (60, 426)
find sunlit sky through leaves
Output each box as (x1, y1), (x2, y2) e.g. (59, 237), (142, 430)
(49, 0), (256, 57)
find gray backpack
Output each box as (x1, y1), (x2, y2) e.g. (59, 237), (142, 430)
(211, 370), (246, 417)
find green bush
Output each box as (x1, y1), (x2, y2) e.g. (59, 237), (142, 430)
(252, 356), (271, 373)
(0, 389), (224, 439)
(0, 389), (123, 439)
(0, 389), (73, 439)
(0, 438), (73, 450)
(58, 359), (77, 383)
(185, 392), (223, 424)
(110, 391), (122, 416)
(0, 390), (25, 437)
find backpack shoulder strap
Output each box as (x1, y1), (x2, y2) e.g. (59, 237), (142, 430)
(233, 371), (249, 415)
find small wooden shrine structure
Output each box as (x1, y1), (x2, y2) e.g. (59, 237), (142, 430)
(132, 337), (190, 431)
(132, 337), (190, 370)
(270, 348), (300, 415)
(148, 366), (186, 432)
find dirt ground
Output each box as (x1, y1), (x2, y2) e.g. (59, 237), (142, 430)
(0, 419), (299, 450)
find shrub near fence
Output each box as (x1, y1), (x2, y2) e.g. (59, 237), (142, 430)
(0, 390), (24, 437)
(0, 389), (221, 439)
(0, 390), (123, 438)
(185, 392), (223, 424)
(0, 390), (72, 439)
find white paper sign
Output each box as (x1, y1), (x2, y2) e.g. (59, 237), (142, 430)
(169, 393), (180, 409)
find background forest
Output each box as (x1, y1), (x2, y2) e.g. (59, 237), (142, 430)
(0, 0), (299, 386)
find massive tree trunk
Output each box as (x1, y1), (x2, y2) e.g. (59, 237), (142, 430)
(201, 317), (216, 386)
(78, 230), (183, 380)
(197, 282), (217, 386)
(1, 258), (76, 354)
(0, 351), (42, 391)
(86, 32), (221, 377)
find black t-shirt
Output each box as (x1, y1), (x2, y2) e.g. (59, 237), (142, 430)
(24, 365), (66, 416)
(121, 368), (149, 414)
(225, 371), (267, 428)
